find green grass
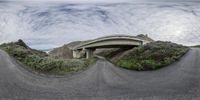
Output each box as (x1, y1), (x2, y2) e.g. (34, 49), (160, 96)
(96, 48), (122, 59)
(115, 41), (189, 71)
(95, 48), (133, 60)
(0, 40), (96, 74)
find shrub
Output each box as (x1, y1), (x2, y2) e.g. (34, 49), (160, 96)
(0, 40), (96, 74)
(117, 59), (143, 70)
(22, 55), (96, 73)
(115, 41), (189, 71)
(141, 60), (161, 70)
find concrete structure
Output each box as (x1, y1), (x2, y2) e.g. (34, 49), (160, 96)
(73, 35), (153, 58)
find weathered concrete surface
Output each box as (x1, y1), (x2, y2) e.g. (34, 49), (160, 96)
(0, 48), (200, 100)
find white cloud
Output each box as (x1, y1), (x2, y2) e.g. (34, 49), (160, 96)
(0, 2), (200, 50)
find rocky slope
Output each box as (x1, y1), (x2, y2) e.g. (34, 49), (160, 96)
(49, 41), (82, 59)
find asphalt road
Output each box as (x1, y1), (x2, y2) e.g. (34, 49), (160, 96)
(0, 48), (200, 100)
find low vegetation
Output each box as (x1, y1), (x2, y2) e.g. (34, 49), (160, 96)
(0, 39), (189, 72)
(114, 41), (189, 71)
(96, 48), (125, 59)
(191, 45), (200, 48)
(22, 55), (95, 74)
(0, 40), (95, 74)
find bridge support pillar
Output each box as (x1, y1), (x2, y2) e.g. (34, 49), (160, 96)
(86, 49), (94, 58)
(73, 50), (81, 58)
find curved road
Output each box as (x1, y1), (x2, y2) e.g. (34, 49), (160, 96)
(0, 48), (200, 100)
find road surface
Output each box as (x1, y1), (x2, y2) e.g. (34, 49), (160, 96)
(0, 48), (200, 100)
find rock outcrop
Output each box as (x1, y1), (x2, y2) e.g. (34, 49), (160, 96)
(49, 41), (82, 59)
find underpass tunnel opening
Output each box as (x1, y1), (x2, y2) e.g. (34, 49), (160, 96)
(73, 44), (140, 58)
(86, 45), (138, 58)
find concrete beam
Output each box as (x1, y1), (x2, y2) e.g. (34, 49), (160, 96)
(76, 39), (143, 50)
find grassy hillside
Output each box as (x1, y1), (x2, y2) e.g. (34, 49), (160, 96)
(191, 45), (200, 48)
(0, 40), (95, 74)
(109, 41), (189, 71)
(95, 48), (132, 60)
(95, 48), (123, 59)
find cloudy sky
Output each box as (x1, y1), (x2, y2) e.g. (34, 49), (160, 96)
(0, 0), (200, 50)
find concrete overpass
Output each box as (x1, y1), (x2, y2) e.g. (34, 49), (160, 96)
(73, 35), (153, 58)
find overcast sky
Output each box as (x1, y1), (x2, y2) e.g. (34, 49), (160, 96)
(0, 1), (200, 50)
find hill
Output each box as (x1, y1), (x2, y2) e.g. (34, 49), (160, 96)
(0, 39), (48, 58)
(191, 45), (200, 48)
(0, 40), (95, 74)
(49, 41), (82, 59)
(116, 41), (189, 70)
(97, 41), (189, 71)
